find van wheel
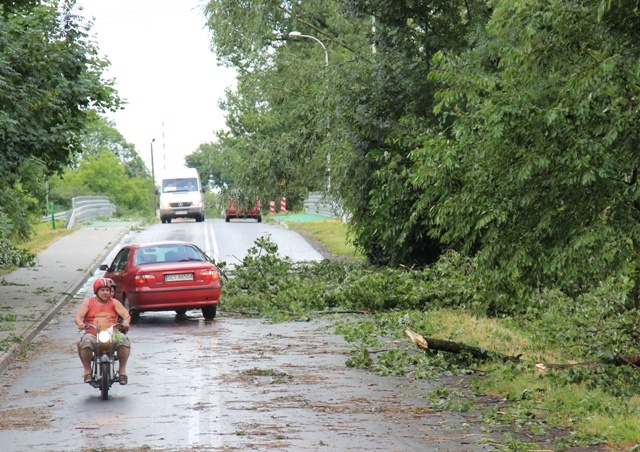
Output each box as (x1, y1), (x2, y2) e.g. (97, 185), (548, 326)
(257, 216), (262, 223)
(225, 216), (230, 223)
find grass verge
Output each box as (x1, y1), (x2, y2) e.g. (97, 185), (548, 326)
(278, 217), (363, 260)
(19, 220), (74, 254)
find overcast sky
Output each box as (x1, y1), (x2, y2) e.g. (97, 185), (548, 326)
(75, 0), (237, 178)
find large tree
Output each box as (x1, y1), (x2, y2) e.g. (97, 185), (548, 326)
(0, 0), (119, 240)
(185, 140), (235, 191)
(328, 1), (491, 265)
(413, 0), (640, 308)
(80, 115), (148, 179)
(51, 150), (154, 216)
(204, 1), (369, 211)
(0, 0), (119, 176)
(203, 0), (492, 264)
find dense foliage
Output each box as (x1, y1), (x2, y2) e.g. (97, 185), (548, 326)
(201, 0), (492, 265)
(0, 0), (119, 242)
(0, 238), (34, 268)
(200, 0), (640, 311)
(420, 0), (640, 308)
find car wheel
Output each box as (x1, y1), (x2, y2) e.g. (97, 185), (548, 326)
(175, 309), (187, 316)
(225, 216), (230, 223)
(123, 295), (140, 323)
(201, 305), (217, 320)
(257, 216), (262, 223)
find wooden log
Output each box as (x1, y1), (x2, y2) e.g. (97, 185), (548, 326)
(405, 327), (521, 362)
(406, 327), (640, 371)
(614, 352), (640, 367)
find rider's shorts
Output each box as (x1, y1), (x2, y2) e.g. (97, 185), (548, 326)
(80, 333), (131, 350)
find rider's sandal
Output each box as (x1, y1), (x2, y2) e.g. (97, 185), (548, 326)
(83, 373), (93, 383)
(119, 375), (128, 385)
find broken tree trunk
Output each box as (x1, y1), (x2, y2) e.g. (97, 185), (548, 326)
(405, 327), (640, 370)
(405, 327), (521, 363)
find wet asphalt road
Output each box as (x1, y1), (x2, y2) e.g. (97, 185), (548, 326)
(134, 217), (326, 266)
(0, 305), (494, 451)
(0, 219), (495, 451)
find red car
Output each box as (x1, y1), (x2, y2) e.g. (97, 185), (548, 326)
(225, 199), (262, 222)
(99, 241), (221, 321)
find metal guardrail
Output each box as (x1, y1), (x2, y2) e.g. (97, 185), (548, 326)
(303, 191), (349, 220)
(41, 196), (116, 229)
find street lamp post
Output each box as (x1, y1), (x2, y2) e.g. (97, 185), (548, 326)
(151, 138), (156, 215)
(288, 31), (329, 66)
(289, 31), (331, 189)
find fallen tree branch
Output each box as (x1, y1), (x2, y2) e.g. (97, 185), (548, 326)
(405, 327), (521, 363)
(614, 352), (640, 367)
(317, 310), (370, 315)
(406, 327), (640, 371)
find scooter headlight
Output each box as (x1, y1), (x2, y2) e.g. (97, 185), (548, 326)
(98, 330), (111, 343)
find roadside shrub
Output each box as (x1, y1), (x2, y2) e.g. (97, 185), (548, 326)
(525, 276), (640, 362)
(0, 238), (36, 269)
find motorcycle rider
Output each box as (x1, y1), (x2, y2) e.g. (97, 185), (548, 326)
(75, 278), (131, 385)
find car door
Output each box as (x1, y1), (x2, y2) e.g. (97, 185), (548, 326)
(107, 247), (131, 301)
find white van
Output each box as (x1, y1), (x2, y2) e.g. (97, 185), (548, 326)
(158, 168), (206, 223)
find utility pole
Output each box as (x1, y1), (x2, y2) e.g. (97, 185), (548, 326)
(151, 138), (156, 216)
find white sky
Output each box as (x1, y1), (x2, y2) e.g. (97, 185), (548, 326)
(75, 0), (237, 178)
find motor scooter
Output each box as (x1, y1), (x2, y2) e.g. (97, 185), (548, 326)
(81, 322), (127, 400)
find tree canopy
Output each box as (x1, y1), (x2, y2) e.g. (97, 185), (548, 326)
(0, 0), (119, 176)
(0, 0), (120, 240)
(201, 0), (490, 264)
(197, 0), (640, 309)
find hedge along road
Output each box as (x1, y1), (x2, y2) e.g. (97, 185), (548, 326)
(0, 219), (496, 451)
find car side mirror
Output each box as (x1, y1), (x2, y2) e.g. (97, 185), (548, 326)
(99, 264), (109, 271)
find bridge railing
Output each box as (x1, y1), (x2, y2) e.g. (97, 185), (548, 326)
(41, 196), (116, 229)
(303, 192), (350, 221)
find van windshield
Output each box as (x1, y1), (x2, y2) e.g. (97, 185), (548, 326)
(162, 178), (198, 193)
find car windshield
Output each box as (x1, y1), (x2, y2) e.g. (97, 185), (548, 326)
(162, 177), (198, 193)
(134, 245), (207, 265)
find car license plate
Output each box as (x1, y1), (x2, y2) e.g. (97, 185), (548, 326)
(175, 210), (187, 215)
(165, 273), (194, 282)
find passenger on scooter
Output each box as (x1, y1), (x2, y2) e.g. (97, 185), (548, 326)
(106, 277), (118, 300)
(74, 278), (131, 385)
(106, 277), (128, 322)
